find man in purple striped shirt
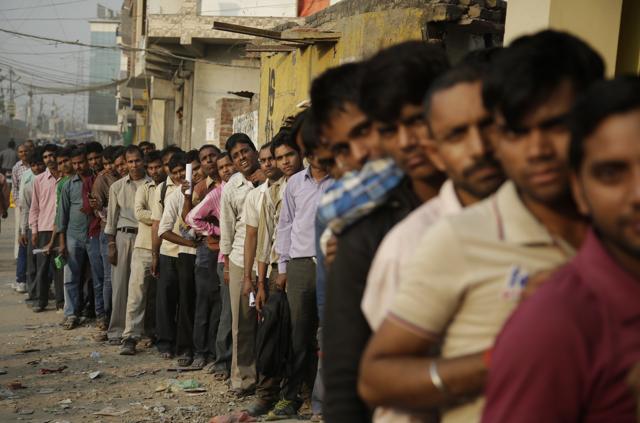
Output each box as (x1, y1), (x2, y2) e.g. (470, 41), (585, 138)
(271, 137), (332, 418)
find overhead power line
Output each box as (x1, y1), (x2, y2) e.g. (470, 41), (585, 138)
(0, 0), (85, 12)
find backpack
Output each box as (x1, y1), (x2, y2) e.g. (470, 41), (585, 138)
(255, 290), (293, 378)
(159, 180), (169, 209)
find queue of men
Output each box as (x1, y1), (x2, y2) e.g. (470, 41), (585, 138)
(9, 28), (640, 423)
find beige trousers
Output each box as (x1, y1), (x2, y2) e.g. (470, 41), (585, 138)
(122, 248), (153, 340)
(229, 260), (256, 391)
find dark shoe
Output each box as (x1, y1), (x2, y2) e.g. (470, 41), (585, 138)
(56, 302), (64, 310)
(266, 400), (299, 421)
(63, 316), (79, 330)
(119, 339), (137, 355)
(94, 331), (108, 342)
(107, 337), (122, 346)
(33, 305), (46, 313)
(176, 355), (193, 367)
(95, 316), (108, 331)
(244, 399), (274, 417)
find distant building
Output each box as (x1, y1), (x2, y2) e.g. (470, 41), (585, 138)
(87, 6), (121, 145)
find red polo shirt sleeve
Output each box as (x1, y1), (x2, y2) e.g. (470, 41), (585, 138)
(482, 266), (597, 423)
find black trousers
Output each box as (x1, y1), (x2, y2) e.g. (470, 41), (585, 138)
(26, 229), (38, 301)
(155, 254), (179, 353)
(35, 231), (63, 309)
(193, 250), (221, 359)
(176, 253), (196, 357)
(283, 258), (318, 401)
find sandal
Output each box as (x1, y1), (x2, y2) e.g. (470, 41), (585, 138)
(176, 355), (193, 367)
(160, 351), (174, 360)
(191, 356), (207, 369)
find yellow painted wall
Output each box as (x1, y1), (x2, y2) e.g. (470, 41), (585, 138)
(258, 8), (427, 144)
(504, 0), (624, 76)
(616, 0), (640, 74)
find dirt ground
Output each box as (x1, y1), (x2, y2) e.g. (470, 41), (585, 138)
(0, 209), (296, 423)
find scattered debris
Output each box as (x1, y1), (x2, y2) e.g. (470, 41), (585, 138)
(153, 405), (166, 413)
(26, 359), (40, 365)
(7, 381), (25, 390)
(39, 366), (67, 375)
(125, 370), (146, 378)
(0, 369), (7, 375)
(90, 351), (101, 360)
(16, 408), (34, 415)
(155, 378), (206, 393)
(38, 388), (55, 394)
(16, 348), (40, 354)
(89, 371), (101, 380)
(58, 399), (72, 404)
(209, 411), (257, 423)
(93, 406), (129, 416)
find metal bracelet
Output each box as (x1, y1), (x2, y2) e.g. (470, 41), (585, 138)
(429, 360), (448, 394)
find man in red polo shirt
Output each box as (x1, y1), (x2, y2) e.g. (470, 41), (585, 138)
(482, 76), (640, 422)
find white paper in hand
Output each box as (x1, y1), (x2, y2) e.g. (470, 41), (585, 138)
(185, 163), (193, 195)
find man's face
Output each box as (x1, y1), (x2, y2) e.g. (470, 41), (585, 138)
(126, 151), (144, 177)
(140, 144), (154, 155)
(274, 144), (302, 178)
(102, 159), (113, 174)
(572, 108), (640, 260)
(259, 147), (282, 180)
(217, 156), (236, 182)
(170, 164), (186, 185)
(71, 154), (89, 175)
(17, 145), (27, 162)
(114, 155), (127, 177)
(31, 162), (46, 175)
(492, 81), (575, 206)
(426, 81), (505, 203)
(87, 152), (103, 172)
(56, 155), (72, 175)
(146, 160), (165, 185)
(199, 147), (219, 178)
(43, 150), (57, 170)
(190, 160), (203, 185)
(162, 152), (174, 176)
(230, 142), (258, 176)
(24, 141), (34, 152)
(375, 103), (442, 183)
(321, 102), (377, 171)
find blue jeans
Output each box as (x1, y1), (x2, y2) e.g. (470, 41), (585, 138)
(87, 235), (105, 317)
(99, 231), (112, 317)
(16, 243), (26, 283)
(63, 236), (87, 317)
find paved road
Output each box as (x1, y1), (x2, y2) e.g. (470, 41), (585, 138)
(0, 208), (305, 422)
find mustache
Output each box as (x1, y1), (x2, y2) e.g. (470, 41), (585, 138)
(462, 156), (502, 178)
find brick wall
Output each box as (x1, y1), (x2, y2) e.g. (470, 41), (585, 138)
(213, 98), (253, 148)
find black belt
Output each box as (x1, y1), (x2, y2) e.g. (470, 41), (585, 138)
(117, 227), (138, 234)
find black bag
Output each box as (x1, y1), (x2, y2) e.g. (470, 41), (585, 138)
(256, 290), (293, 378)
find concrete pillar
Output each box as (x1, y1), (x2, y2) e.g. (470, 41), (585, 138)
(150, 99), (166, 148)
(504, 0), (624, 76)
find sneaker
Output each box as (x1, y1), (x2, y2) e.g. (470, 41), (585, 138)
(266, 400), (298, 421)
(16, 283), (26, 293)
(120, 339), (137, 355)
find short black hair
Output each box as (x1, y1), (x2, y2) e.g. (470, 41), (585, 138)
(483, 30), (605, 129)
(43, 144), (58, 155)
(359, 41), (450, 124)
(161, 145), (182, 158)
(569, 76), (640, 171)
(216, 151), (231, 162)
(70, 147), (86, 159)
(186, 149), (199, 163)
(144, 150), (163, 166)
(85, 141), (103, 156)
(225, 133), (255, 154)
(310, 62), (363, 128)
(112, 146), (126, 160)
(259, 141), (272, 153)
(168, 151), (187, 171)
(139, 141), (155, 150)
(29, 147), (45, 165)
(124, 145), (142, 159)
(198, 144), (221, 155)
(56, 146), (74, 159)
(424, 47), (500, 127)
(270, 128), (299, 157)
(8, 139), (15, 148)
(300, 112), (321, 156)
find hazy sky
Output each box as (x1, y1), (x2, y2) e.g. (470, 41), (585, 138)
(0, 0), (122, 126)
